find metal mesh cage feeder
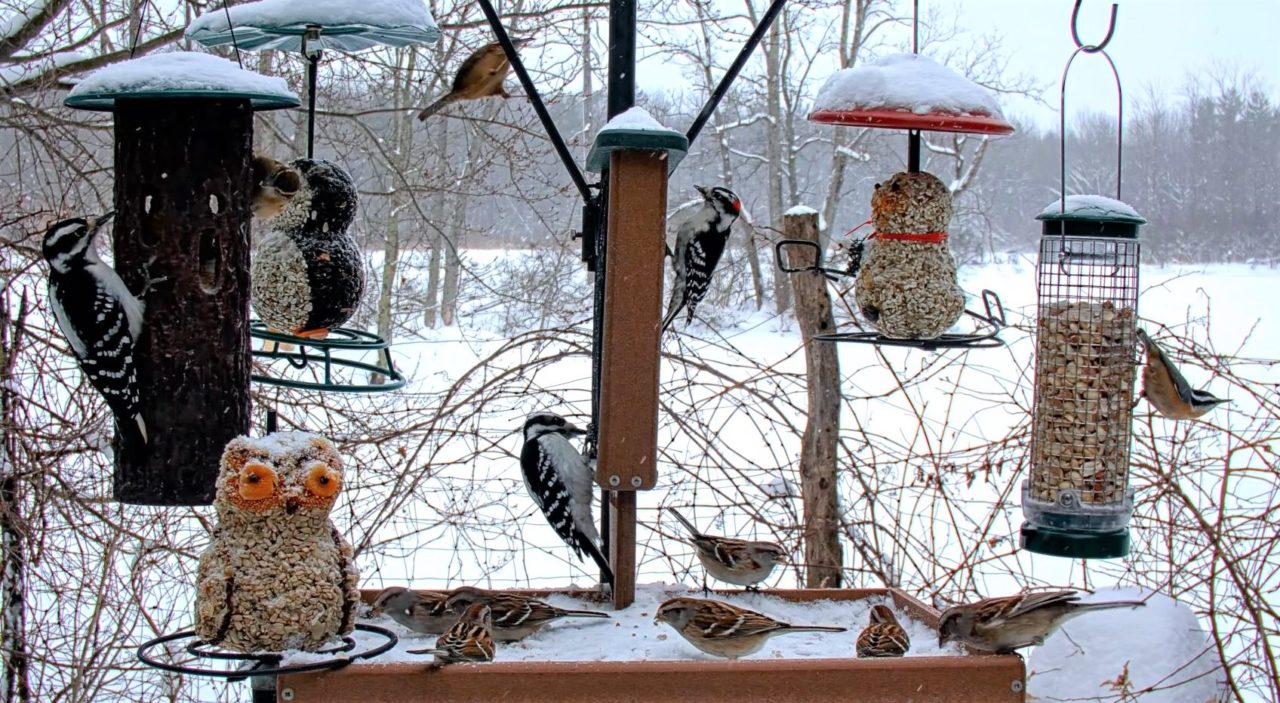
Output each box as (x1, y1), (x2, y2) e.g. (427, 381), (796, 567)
(1021, 196), (1146, 559)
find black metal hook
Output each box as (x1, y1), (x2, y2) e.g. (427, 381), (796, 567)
(1071, 0), (1118, 53)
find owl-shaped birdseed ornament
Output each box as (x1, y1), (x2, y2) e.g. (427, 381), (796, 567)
(251, 158), (364, 339)
(853, 171), (966, 339)
(195, 432), (360, 652)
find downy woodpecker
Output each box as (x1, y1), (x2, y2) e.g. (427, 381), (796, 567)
(662, 185), (742, 333)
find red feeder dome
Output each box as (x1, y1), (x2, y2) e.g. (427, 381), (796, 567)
(807, 108), (1014, 135)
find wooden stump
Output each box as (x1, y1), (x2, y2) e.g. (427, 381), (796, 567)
(784, 210), (843, 587)
(110, 99), (253, 505)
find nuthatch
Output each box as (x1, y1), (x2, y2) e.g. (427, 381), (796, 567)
(1137, 328), (1229, 420)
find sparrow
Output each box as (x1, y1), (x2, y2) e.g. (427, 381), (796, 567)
(855, 604), (910, 657)
(938, 590), (1146, 653)
(407, 602), (496, 665)
(1137, 327), (1229, 420)
(654, 596), (846, 659)
(417, 37), (534, 121)
(444, 586), (611, 642)
(667, 507), (787, 591)
(250, 154), (301, 219)
(369, 587), (456, 635)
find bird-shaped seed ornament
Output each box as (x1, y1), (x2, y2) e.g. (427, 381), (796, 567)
(418, 38), (534, 121)
(1136, 328), (1229, 420)
(194, 432), (359, 652)
(251, 158), (364, 339)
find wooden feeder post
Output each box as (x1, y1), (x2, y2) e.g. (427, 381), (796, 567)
(65, 56), (299, 505)
(586, 127), (687, 609)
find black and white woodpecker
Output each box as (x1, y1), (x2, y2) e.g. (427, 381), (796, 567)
(661, 185), (743, 333)
(1136, 327), (1229, 420)
(42, 212), (147, 442)
(519, 412), (613, 584)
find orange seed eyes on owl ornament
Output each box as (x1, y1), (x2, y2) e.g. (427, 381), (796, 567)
(238, 462), (277, 501)
(305, 461), (341, 497)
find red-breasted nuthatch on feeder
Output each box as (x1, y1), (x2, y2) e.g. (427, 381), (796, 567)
(1137, 328), (1229, 420)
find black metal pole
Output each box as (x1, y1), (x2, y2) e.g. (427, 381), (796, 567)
(607, 0), (636, 118)
(306, 53), (320, 159)
(474, 0), (592, 201)
(685, 0), (788, 148)
(908, 130), (920, 172)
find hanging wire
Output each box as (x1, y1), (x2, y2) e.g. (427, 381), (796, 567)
(1059, 0), (1124, 211)
(220, 1), (244, 69)
(127, 0), (151, 58)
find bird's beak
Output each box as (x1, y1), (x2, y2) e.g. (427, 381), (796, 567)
(564, 422), (587, 437)
(694, 185), (708, 198)
(92, 211), (116, 232)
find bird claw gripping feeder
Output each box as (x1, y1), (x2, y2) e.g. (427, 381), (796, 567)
(64, 51), (299, 505)
(1020, 1), (1145, 559)
(780, 3), (1013, 351)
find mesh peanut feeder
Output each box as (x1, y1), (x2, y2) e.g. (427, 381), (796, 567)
(1021, 196), (1145, 559)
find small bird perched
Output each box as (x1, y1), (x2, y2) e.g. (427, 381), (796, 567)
(42, 212), (148, 443)
(369, 587), (455, 635)
(250, 154), (301, 220)
(938, 589), (1146, 654)
(661, 185), (743, 333)
(444, 586), (611, 642)
(667, 507), (787, 591)
(408, 602), (496, 665)
(1136, 328), (1229, 420)
(417, 37), (534, 121)
(654, 596), (846, 659)
(519, 412), (614, 584)
(856, 604), (910, 657)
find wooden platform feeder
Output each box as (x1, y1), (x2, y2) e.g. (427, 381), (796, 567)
(65, 52), (299, 505)
(273, 588), (1025, 703)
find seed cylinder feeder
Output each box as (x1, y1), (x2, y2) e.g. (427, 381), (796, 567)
(65, 52), (299, 505)
(1021, 195), (1146, 559)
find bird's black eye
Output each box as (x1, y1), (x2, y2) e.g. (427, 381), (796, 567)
(874, 182), (882, 190)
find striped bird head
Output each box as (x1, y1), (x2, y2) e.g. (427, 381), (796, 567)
(522, 411), (586, 442)
(42, 211), (114, 273)
(695, 185), (742, 217)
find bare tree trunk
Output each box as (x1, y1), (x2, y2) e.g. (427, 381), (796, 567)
(821, 0), (877, 247)
(0, 292), (32, 703)
(785, 211), (842, 588)
(422, 123), (450, 329)
(758, 6), (792, 315)
(377, 47), (418, 344)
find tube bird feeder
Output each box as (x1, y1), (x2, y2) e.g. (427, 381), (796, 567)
(65, 51), (299, 505)
(1021, 195), (1146, 559)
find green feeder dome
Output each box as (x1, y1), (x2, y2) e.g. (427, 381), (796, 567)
(184, 0), (441, 52)
(1023, 193), (1145, 559)
(64, 50), (300, 110)
(587, 107), (689, 174)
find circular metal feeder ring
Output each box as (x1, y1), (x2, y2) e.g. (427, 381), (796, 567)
(774, 239), (1007, 350)
(250, 321), (407, 393)
(136, 623), (398, 681)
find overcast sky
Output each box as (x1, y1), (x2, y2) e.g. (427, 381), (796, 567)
(633, 0), (1280, 132)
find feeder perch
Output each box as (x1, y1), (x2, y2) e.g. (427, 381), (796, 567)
(186, 0), (440, 158)
(1021, 195), (1145, 559)
(64, 51), (298, 505)
(586, 108), (688, 607)
(250, 322), (406, 392)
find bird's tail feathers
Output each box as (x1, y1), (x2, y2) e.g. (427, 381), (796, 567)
(579, 533), (614, 586)
(559, 608), (611, 619)
(417, 95), (455, 121)
(785, 625), (848, 633)
(407, 648), (445, 656)
(1075, 599), (1147, 613)
(133, 414), (148, 444)
(660, 301), (682, 334)
(667, 507), (700, 537)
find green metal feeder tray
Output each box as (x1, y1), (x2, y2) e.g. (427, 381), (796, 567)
(184, 0), (441, 52)
(250, 321), (407, 393)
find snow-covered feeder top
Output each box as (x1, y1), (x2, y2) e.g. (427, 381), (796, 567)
(185, 0), (440, 52)
(587, 107), (688, 173)
(65, 51), (299, 111)
(1036, 194), (1146, 238)
(809, 54), (1014, 135)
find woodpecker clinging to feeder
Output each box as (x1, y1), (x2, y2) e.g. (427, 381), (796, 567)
(250, 154), (301, 220)
(1136, 328), (1229, 420)
(417, 37), (534, 121)
(42, 212), (148, 443)
(519, 412), (613, 585)
(661, 185), (742, 333)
